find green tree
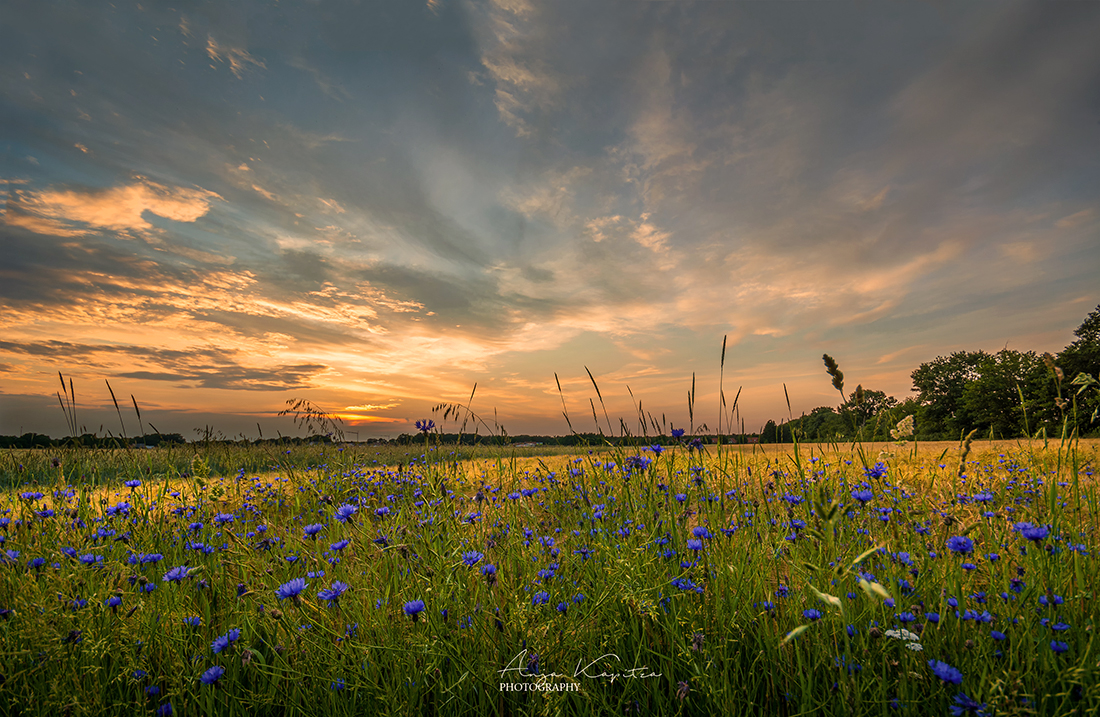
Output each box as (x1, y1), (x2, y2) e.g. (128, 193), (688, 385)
(1057, 305), (1100, 432)
(801, 406), (846, 441)
(960, 350), (1047, 438)
(1058, 304), (1100, 383)
(840, 387), (898, 438)
(910, 351), (990, 438)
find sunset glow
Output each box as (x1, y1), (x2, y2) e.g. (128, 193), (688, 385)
(2, 1), (1098, 438)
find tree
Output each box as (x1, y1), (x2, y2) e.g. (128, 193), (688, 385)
(801, 406), (846, 441)
(760, 419), (794, 443)
(910, 351), (990, 438)
(960, 350), (1046, 439)
(1058, 304), (1100, 382)
(1057, 304), (1100, 432)
(840, 387), (898, 437)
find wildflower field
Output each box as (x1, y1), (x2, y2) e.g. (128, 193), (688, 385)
(1, 435), (1098, 716)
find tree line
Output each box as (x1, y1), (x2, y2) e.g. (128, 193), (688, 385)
(762, 304), (1100, 443)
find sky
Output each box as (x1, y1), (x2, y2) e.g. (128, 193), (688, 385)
(1, 0), (1098, 440)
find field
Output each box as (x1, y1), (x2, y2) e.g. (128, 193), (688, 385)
(1, 436), (1098, 716)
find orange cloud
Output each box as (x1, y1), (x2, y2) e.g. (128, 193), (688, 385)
(206, 36), (266, 79)
(330, 413), (403, 424)
(3, 178), (221, 237)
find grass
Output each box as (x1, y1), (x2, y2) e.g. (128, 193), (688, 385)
(0, 434), (1098, 716)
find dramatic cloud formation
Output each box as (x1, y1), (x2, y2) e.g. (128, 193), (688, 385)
(1, 1), (1097, 438)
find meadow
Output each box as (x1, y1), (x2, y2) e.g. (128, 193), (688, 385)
(1, 433), (1097, 716)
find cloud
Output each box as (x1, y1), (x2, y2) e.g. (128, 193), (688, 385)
(286, 56), (351, 100)
(473, 0), (564, 136)
(344, 403), (400, 412)
(0, 206), (87, 237)
(1056, 208), (1095, 229)
(0, 339), (327, 391)
(206, 36), (266, 79)
(118, 365), (325, 391)
(2, 178), (221, 238)
(276, 124), (356, 151)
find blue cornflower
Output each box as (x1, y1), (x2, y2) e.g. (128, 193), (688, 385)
(556, 602), (568, 614)
(156, 703), (174, 716)
(1021, 525), (1049, 543)
(183, 616), (201, 627)
(404, 599), (426, 620)
(803, 609), (823, 621)
(330, 540), (350, 551)
(864, 462), (887, 479)
(303, 524), (324, 539)
(686, 539), (704, 552)
(276, 578), (308, 602)
(461, 551), (483, 567)
(124, 479), (142, 489)
(671, 428), (685, 438)
(674, 493), (687, 503)
(415, 419), (435, 433)
(928, 659), (962, 684)
(211, 628), (240, 654)
(692, 526), (713, 539)
(163, 566), (190, 583)
(105, 595), (122, 609)
(106, 501), (132, 516)
(200, 666), (224, 685)
(950, 692), (987, 716)
(946, 536), (973, 555)
(1051, 640), (1069, 653)
(334, 504), (357, 523)
(318, 581), (350, 606)
(991, 630), (1006, 641)
(331, 679), (346, 691)
(851, 489), (874, 504)
(532, 591), (550, 606)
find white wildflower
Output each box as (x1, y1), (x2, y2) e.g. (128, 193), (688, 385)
(891, 415), (915, 440)
(885, 628), (920, 642)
